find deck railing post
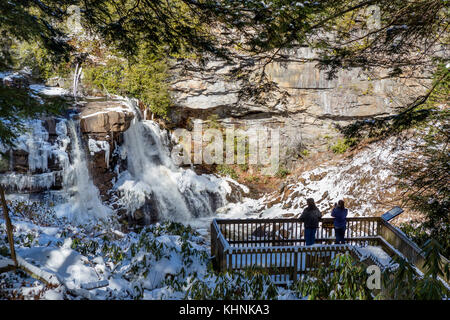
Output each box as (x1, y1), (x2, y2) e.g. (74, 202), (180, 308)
(211, 221), (216, 257)
(376, 217), (381, 236)
(292, 250), (298, 282)
(272, 222), (276, 246)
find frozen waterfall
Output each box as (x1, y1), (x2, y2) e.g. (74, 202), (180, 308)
(114, 99), (230, 224)
(54, 120), (110, 224)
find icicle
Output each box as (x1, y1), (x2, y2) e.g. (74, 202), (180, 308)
(9, 149), (13, 171)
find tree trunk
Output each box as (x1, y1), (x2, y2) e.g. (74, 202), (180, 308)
(0, 185), (17, 268)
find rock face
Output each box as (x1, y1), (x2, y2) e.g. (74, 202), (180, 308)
(80, 101), (135, 134)
(168, 47), (431, 166)
(79, 100), (135, 198)
(0, 99), (135, 199)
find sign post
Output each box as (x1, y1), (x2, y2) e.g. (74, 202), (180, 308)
(381, 206), (404, 222)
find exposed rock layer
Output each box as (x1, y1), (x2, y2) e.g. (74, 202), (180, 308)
(168, 47), (431, 166)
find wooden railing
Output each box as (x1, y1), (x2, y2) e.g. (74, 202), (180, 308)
(210, 216), (450, 284)
(378, 219), (450, 283)
(215, 217), (380, 247)
(211, 217), (382, 284)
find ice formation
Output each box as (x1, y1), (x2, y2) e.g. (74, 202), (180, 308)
(88, 138), (110, 168)
(0, 119), (68, 192)
(114, 99), (231, 223)
(53, 120), (110, 224)
(0, 116), (110, 224)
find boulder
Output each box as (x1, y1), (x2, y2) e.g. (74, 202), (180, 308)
(79, 101), (135, 199)
(80, 101), (134, 134)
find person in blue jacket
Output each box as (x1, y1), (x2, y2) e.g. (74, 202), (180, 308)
(331, 200), (348, 244)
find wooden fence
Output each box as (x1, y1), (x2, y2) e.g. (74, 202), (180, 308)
(211, 217), (381, 284)
(214, 217), (380, 247)
(211, 216), (450, 284)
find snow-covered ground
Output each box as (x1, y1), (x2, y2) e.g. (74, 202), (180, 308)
(0, 197), (401, 300)
(217, 137), (415, 221)
(0, 200), (207, 299)
(0, 199), (289, 299)
(0, 73), (410, 300)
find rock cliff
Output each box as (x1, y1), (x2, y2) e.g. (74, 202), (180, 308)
(168, 47), (430, 166)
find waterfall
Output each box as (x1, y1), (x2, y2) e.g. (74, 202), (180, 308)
(1, 115), (110, 224)
(114, 99), (230, 224)
(54, 120), (110, 224)
(73, 63), (82, 102)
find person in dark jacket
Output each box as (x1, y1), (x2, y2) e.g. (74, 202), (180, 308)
(331, 200), (348, 244)
(300, 198), (322, 245)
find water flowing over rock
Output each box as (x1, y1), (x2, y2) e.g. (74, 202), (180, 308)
(113, 99), (232, 224)
(53, 120), (110, 224)
(0, 88), (240, 226)
(79, 100), (135, 197)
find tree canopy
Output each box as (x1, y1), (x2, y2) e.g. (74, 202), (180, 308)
(0, 0), (448, 141)
(2, 1), (448, 72)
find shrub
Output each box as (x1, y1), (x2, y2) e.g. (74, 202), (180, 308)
(206, 114), (222, 129)
(7, 200), (59, 227)
(331, 138), (357, 154)
(12, 41), (70, 80)
(83, 45), (171, 118)
(301, 149), (310, 157)
(239, 163), (249, 172)
(216, 164), (238, 180)
(244, 174), (259, 183)
(275, 167), (290, 178)
(290, 252), (375, 300)
(383, 240), (450, 300)
(186, 267), (278, 300)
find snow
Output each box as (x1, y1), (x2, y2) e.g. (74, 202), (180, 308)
(81, 279), (109, 290)
(88, 139), (110, 168)
(0, 70), (26, 83)
(1, 198), (217, 299)
(80, 106), (132, 119)
(353, 245), (395, 269)
(18, 246), (101, 290)
(0, 258), (14, 269)
(16, 255), (61, 286)
(217, 137), (416, 220)
(216, 197), (265, 219)
(29, 84), (69, 96)
(0, 70), (68, 98)
(0, 197), (292, 300)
